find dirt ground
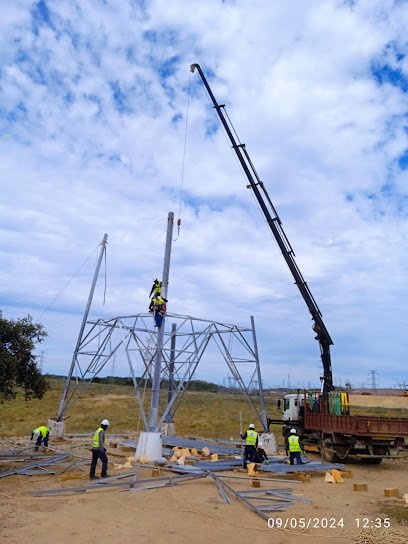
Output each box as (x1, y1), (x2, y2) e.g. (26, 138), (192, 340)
(1, 437), (407, 544)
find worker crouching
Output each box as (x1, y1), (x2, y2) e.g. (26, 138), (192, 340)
(90, 419), (110, 479)
(31, 425), (50, 452)
(286, 428), (304, 465)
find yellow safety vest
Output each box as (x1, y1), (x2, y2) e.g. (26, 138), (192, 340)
(33, 426), (49, 438)
(153, 283), (162, 295)
(288, 435), (302, 452)
(92, 427), (104, 449)
(245, 430), (258, 446)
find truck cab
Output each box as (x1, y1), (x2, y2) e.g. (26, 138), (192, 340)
(282, 393), (304, 423)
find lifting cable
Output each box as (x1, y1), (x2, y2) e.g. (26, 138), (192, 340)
(36, 242), (101, 322)
(196, 74), (280, 253)
(173, 72), (192, 241)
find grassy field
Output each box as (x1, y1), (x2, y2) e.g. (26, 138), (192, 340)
(0, 378), (282, 439)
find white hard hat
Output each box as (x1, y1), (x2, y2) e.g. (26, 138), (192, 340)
(248, 423), (255, 429)
(33, 429), (40, 437)
(290, 428), (297, 434)
(101, 419), (110, 426)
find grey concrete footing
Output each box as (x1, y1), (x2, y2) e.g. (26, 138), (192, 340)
(161, 422), (176, 436)
(47, 419), (65, 439)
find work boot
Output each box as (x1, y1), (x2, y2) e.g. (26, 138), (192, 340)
(101, 474), (110, 478)
(90, 476), (100, 480)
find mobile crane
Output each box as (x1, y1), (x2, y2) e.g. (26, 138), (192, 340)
(191, 63), (334, 393)
(191, 64), (408, 463)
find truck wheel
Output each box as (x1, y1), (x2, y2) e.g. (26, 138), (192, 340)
(321, 438), (339, 463)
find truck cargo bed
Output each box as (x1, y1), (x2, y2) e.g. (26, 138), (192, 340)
(304, 412), (408, 437)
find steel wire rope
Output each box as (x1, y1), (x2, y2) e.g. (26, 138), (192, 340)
(36, 243), (101, 322)
(173, 72), (192, 242)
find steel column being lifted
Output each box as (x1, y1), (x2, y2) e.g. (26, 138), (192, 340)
(149, 212), (174, 430)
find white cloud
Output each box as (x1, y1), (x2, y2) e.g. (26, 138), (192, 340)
(1, 0), (408, 395)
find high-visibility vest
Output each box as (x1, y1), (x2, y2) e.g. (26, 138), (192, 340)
(33, 426), (49, 438)
(288, 435), (302, 452)
(153, 282), (162, 295)
(92, 427), (104, 449)
(245, 430), (258, 446)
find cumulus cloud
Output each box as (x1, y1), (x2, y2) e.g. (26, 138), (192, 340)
(1, 0), (408, 391)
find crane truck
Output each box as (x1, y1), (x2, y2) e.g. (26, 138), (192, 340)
(191, 63), (408, 463)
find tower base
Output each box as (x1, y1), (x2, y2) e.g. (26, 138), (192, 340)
(135, 431), (163, 462)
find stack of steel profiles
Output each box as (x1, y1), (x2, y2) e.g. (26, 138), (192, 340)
(193, 459), (242, 470)
(162, 436), (239, 455)
(259, 461), (345, 473)
(119, 439), (173, 457)
(0, 453), (70, 478)
(32, 471), (208, 496)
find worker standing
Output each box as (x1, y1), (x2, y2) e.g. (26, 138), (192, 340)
(90, 419), (110, 480)
(240, 423), (258, 468)
(286, 428), (304, 465)
(31, 425), (50, 451)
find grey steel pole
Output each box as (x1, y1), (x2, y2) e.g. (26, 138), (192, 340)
(148, 213), (174, 430)
(57, 234), (108, 421)
(166, 323), (177, 423)
(250, 315), (268, 430)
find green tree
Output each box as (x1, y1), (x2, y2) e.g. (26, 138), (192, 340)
(0, 312), (48, 401)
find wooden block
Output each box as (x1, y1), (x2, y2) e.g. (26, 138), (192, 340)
(331, 469), (344, 484)
(121, 446), (134, 452)
(384, 488), (399, 497)
(252, 480), (261, 488)
(340, 471), (353, 479)
(247, 463), (258, 477)
(184, 459), (195, 466)
(297, 474), (311, 482)
(325, 472), (335, 484)
(151, 468), (161, 477)
(353, 483), (368, 492)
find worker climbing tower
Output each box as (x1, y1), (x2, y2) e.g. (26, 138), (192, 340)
(55, 214), (268, 461)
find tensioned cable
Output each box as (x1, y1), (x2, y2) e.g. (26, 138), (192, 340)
(173, 72), (192, 241)
(36, 243), (100, 322)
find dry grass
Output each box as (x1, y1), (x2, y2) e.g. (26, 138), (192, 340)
(0, 378), (282, 440)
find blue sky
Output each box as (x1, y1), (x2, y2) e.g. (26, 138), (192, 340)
(1, 0), (408, 389)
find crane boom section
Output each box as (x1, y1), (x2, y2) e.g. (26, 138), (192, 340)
(191, 63), (334, 392)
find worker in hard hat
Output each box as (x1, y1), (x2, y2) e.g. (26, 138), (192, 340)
(154, 297), (167, 329)
(149, 278), (162, 298)
(31, 425), (50, 452)
(90, 419), (110, 479)
(285, 428), (304, 465)
(240, 423), (258, 468)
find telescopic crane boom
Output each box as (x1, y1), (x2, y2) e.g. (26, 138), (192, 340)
(190, 63), (334, 392)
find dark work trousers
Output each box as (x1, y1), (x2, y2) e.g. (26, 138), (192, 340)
(90, 449), (108, 477)
(243, 445), (257, 468)
(154, 312), (164, 328)
(35, 433), (49, 451)
(289, 451), (302, 465)
(255, 447), (268, 463)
